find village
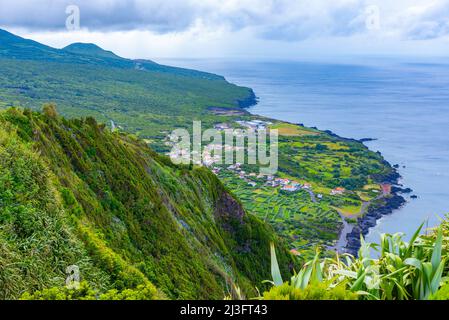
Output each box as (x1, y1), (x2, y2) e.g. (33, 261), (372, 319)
(164, 119), (348, 198)
(213, 118), (274, 131)
(158, 120), (398, 256)
(165, 119), (271, 166)
(211, 162), (347, 199)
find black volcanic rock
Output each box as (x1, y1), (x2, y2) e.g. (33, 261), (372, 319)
(344, 193), (406, 257)
(359, 138), (378, 143)
(237, 89), (258, 108)
(392, 186), (413, 194)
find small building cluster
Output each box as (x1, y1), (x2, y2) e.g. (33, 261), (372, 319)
(330, 187), (346, 196)
(381, 183), (392, 195)
(235, 119), (272, 131)
(213, 123), (231, 131)
(260, 177), (310, 193)
(202, 145), (223, 167)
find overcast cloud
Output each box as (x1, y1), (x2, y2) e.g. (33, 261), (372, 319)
(1, 0), (449, 58)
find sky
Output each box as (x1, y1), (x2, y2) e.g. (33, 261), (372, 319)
(1, 0), (449, 59)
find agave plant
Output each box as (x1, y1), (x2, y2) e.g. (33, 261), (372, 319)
(403, 227), (446, 300)
(269, 222), (448, 300)
(269, 243), (324, 289)
(329, 224), (447, 300)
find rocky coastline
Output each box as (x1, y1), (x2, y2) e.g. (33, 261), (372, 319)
(344, 170), (407, 256)
(345, 193), (406, 256)
(237, 89), (258, 108)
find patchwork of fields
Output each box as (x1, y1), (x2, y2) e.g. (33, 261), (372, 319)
(198, 121), (394, 257)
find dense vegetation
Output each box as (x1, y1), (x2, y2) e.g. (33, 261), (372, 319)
(0, 107), (291, 300)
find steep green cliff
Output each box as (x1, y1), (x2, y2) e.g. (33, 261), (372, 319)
(0, 107), (290, 300)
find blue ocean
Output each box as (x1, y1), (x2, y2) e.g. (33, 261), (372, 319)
(159, 57), (449, 243)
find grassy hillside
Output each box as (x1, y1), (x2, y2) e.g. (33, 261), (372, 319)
(0, 29), (255, 138)
(0, 107), (291, 300)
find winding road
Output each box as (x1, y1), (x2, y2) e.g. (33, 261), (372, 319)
(305, 189), (317, 203)
(332, 193), (387, 253)
(304, 186), (388, 254)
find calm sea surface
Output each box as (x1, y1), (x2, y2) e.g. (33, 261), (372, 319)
(159, 57), (449, 243)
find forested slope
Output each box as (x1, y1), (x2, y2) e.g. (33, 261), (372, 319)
(0, 107), (290, 300)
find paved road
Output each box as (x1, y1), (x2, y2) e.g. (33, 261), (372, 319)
(332, 211), (354, 253)
(332, 193), (387, 253)
(307, 186), (388, 253)
(305, 189), (317, 203)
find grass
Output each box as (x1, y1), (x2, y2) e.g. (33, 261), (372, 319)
(270, 123), (319, 136)
(335, 204), (363, 217)
(363, 184), (381, 191)
(357, 191), (373, 202)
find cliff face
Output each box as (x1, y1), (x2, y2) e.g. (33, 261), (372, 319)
(0, 107), (290, 300)
(237, 89), (258, 108)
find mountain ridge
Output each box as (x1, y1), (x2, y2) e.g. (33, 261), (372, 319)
(0, 28), (224, 80)
(0, 28), (255, 139)
(63, 42), (123, 59)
